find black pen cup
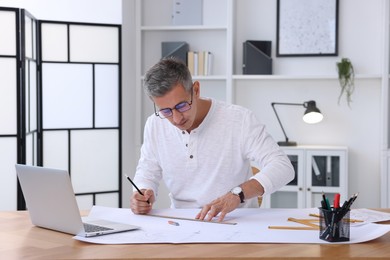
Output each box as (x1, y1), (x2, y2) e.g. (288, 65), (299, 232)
(319, 207), (350, 242)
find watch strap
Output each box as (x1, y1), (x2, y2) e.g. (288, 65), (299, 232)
(238, 190), (245, 203)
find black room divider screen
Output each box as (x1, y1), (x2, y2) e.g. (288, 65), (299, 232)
(0, 7), (122, 210)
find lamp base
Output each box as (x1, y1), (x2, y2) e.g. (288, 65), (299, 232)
(277, 141), (297, 146)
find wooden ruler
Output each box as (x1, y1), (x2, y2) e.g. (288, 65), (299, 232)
(145, 213), (237, 225)
(268, 217), (320, 230)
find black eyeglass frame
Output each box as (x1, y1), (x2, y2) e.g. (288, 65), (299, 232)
(154, 90), (193, 119)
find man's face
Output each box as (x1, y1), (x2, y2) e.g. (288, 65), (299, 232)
(153, 83), (197, 131)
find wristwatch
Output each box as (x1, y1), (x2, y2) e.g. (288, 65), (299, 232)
(231, 186), (245, 203)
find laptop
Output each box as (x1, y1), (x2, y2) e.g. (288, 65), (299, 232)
(15, 164), (139, 237)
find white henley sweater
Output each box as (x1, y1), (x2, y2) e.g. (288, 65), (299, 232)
(134, 98), (294, 208)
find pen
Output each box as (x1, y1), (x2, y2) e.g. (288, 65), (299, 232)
(349, 193), (359, 207)
(344, 192), (359, 211)
(125, 174), (150, 204)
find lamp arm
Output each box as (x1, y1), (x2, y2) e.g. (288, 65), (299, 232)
(271, 102), (303, 143)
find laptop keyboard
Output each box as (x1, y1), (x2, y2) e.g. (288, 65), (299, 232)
(83, 223), (113, 233)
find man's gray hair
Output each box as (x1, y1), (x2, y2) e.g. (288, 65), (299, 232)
(143, 57), (193, 97)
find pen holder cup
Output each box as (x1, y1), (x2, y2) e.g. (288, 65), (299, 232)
(319, 208), (350, 242)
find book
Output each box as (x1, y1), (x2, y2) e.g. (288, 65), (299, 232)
(198, 51), (205, 76)
(187, 51), (195, 75)
(193, 51), (198, 76)
(204, 51), (212, 76)
(172, 0), (203, 26)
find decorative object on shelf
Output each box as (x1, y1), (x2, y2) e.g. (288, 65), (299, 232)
(336, 58), (355, 107)
(172, 0), (203, 26)
(276, 0), (339, 57)
(161, 41), (189, 64)
(271, 101), (323, 146)
(243, 40), (272, 75)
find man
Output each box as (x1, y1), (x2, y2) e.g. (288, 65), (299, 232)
(131, 57), (294, 222)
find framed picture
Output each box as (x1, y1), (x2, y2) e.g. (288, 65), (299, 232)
(276, 0), (339, 57)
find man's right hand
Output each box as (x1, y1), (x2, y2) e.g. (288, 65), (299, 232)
(130, 189), (155, 214)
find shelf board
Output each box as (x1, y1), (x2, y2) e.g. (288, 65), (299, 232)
(141, 74), (380, 81)
(233, 74), (382, 80)
(193, 75), (226, 80)
(141, 75), (226, 81)
(141, 25), (227, 31)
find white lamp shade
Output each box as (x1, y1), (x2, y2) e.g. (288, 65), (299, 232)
(303, 111), (323, 124)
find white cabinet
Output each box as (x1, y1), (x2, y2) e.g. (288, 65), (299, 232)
(262, 146), (348, 209)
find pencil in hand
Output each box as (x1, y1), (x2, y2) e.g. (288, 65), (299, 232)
(125, 174), (151, 204)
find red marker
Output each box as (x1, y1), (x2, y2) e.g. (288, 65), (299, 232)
(333, 193), (340, 209)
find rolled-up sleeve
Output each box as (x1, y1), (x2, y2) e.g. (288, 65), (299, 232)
(243, 111), (295, 195)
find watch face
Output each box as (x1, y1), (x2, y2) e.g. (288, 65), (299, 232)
(232, 186), (242, 194)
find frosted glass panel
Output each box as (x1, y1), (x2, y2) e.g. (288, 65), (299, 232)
(32, 16), (36, 59)
(42, 63), (93, 129)
(29, 61), (38, 131)
(71, 130), (119, 193)
(0, 138), (17, 210)
(95, 65), (119, 127)
(0, 11), (16, 55)
(25, 132), (38, 166)
(69, 25), (118, 63)
(75, 195), (93, 210)
(0, 58), (17, 135)
(26, 133), (33, 165)
(25, 15), (33, 59)
(96, 193), (119, 208)
(33, 133), (37, 165)
(41, 23), (68, 61)
(43, 131), (69, 170)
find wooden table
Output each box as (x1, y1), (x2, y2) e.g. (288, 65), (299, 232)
(1, 210), (390, 260)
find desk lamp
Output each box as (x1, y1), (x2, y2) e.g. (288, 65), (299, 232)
(271, 100), (323, 146)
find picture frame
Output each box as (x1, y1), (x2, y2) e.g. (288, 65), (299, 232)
(276, 0), (339, 57)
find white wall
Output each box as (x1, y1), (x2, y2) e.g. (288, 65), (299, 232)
(0, 0), (121, 23)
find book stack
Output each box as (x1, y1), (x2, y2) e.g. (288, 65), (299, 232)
(187, 50), (212, 76)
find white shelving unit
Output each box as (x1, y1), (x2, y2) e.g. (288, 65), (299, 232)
(133, 0), (386, 209)
(261, 146), (348, 209)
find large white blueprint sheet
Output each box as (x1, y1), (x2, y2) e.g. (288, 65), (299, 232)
(74, 206), (390, 244)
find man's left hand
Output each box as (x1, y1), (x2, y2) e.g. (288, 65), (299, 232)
(195, 193), (240, 222)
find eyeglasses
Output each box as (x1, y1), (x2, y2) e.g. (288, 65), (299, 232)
(154, 91), (193, 119)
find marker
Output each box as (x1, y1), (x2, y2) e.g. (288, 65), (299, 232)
(125, 174), (150, 204)
(325, 197), (331, 211)
(168, 220), (180, 226)
(333, 193), (340, 209)
(322, 192), (330, 210)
